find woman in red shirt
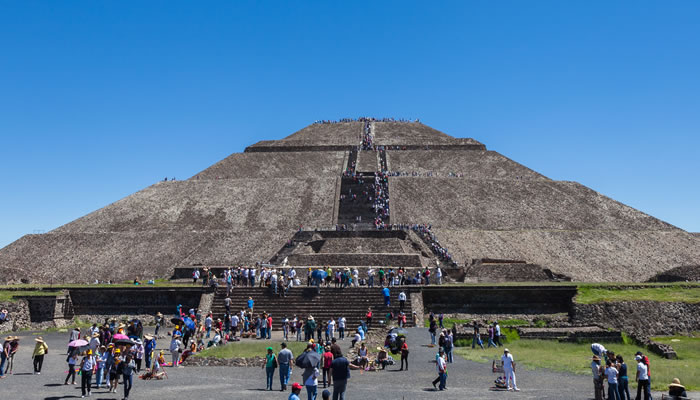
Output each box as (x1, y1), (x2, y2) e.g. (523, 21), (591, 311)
(322, 346), (333, 388)
(399, 337), (409, 371)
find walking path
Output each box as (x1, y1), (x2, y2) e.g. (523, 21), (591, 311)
(0, 327), (692, 399)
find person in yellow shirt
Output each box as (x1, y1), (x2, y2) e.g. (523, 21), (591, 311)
(32, 337), (49, 374)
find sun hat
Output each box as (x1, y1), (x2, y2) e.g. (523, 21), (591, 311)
(377, 347), (383, 351)
(292, 382), (303, 390)
(635, 355), (642, 361)
(92, 332), (100, 338)
(504, 348), (509, 353)
(4, 336), (13, 341)
(115, 349), (121, 353)
(34, 337), (45, 343)
(669, 378), (685, 388)
(12, 336), (20, 341)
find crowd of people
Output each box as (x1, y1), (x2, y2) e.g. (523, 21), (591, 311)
(313, 117), (419, 124)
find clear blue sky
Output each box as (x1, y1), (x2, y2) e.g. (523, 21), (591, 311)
(1, 1), (699, 248)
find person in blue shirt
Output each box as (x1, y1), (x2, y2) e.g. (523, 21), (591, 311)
(144, 335), (157, 370)
(382, 287), (390, 307)
(289, 382), (303, 400)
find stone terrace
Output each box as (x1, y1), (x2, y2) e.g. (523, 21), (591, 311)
(55, 178), (337, 233)
(434, 229), (700, 282)
(192, 151), (347, 179)
(0, 230), (291, 283)
(389, 178), (677, 231)
(249, 121), (363, 147)
(387, 150), (548, 179)
(374, 121), (479, 146)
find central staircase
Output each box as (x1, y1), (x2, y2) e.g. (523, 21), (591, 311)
(209, 286), (415, 330)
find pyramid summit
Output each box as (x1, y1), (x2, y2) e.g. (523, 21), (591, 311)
(1, 119), (698, 284)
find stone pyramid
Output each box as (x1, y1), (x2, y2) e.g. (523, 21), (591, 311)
(1, 120), (698, 284)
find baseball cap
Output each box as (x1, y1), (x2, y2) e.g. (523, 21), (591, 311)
(635, 355), (642, 361)
(292, 382), (303, 390)
(504, 348), (509, 352)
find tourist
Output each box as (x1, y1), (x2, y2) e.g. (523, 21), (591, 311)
(443, 331), (454, 363)
(322, 346), (333, 388)
(494, 321), (502, 346)
(107, 347), (120, 393)
(376, 347), (388, 370)
(121, 353), (137, 400)
(398, 291), (406, 312)
(79, 349), (96, 398)
(154, 312), (163, 336)
(330, 351), (350, 400)
(501, 349), (520, 391)
(289, 382), (303, 400)
(301, 348), (320, 400)
(95, 346), (107, 388)
(365, 308), (372, 330)
(357, 343), (369, 371)
(65, 350), (78, 385)
(0, 309), (8, 323)
(278, 342), (294, 391)
(429, 319), (437, 345)
(248, 297), (255, 313)
(398, 336), (409, 371)
(330, 338), (342, 359)
(333, 316), (344, 340)
(471, 321), (479, 348)
(591, 342), (607, 358)
(635, 355), (651, 400)
(616, 355), (630, 400)
(668, 378), (687, 398)
(635, 351), (652, 386)
(170, 332), (183, 367)
(192, 268), (200, 284)
(263, 346), (277, 390)
(605, 359), (620, 400)
(591, 355), (605, 400)
(431, 348), (447, 390)
(32, 336), (48, 374)
(1, 336), (12, 378)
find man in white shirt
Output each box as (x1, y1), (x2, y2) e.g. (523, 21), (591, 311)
(604, 360), (619, 400)
(338, 317), (346, 340)
(328, 318), (336, 339)
(398, 291), (407, 312)
(250, 268), (257, 287)
(368, 268), (375, 288)
(230, 314), (239, 338)
(436, 267), (443, 285)
(353, 268), (359, 287)
(288, 269), (296, 288)
(501, 349), (520, 391)
(271, 272), (278, 294)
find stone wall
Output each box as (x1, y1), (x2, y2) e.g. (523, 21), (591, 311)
(69, 288), (203, 316)
(422, 286), (576, 315)
(571, 301), (700, 337)
(0, 299), (31, 333)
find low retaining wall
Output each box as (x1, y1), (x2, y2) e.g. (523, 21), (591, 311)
(0, 299), (31, 333)
(69, 288), (204, 316)
(571, 301), (700, 337)
(422, 286), (576, 315)
(287, 253), (422, 268)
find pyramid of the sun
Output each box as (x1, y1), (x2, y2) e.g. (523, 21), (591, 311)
(1, 120), (698, 283)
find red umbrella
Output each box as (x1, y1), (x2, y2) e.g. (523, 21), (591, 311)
(113, 333), (129, 340)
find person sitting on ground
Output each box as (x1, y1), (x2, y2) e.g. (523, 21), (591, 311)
(376, 347), (388, 370)
(0, 309), (8, 323)
(668, 378), (688, 398)
(357, 343), (369, 370)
